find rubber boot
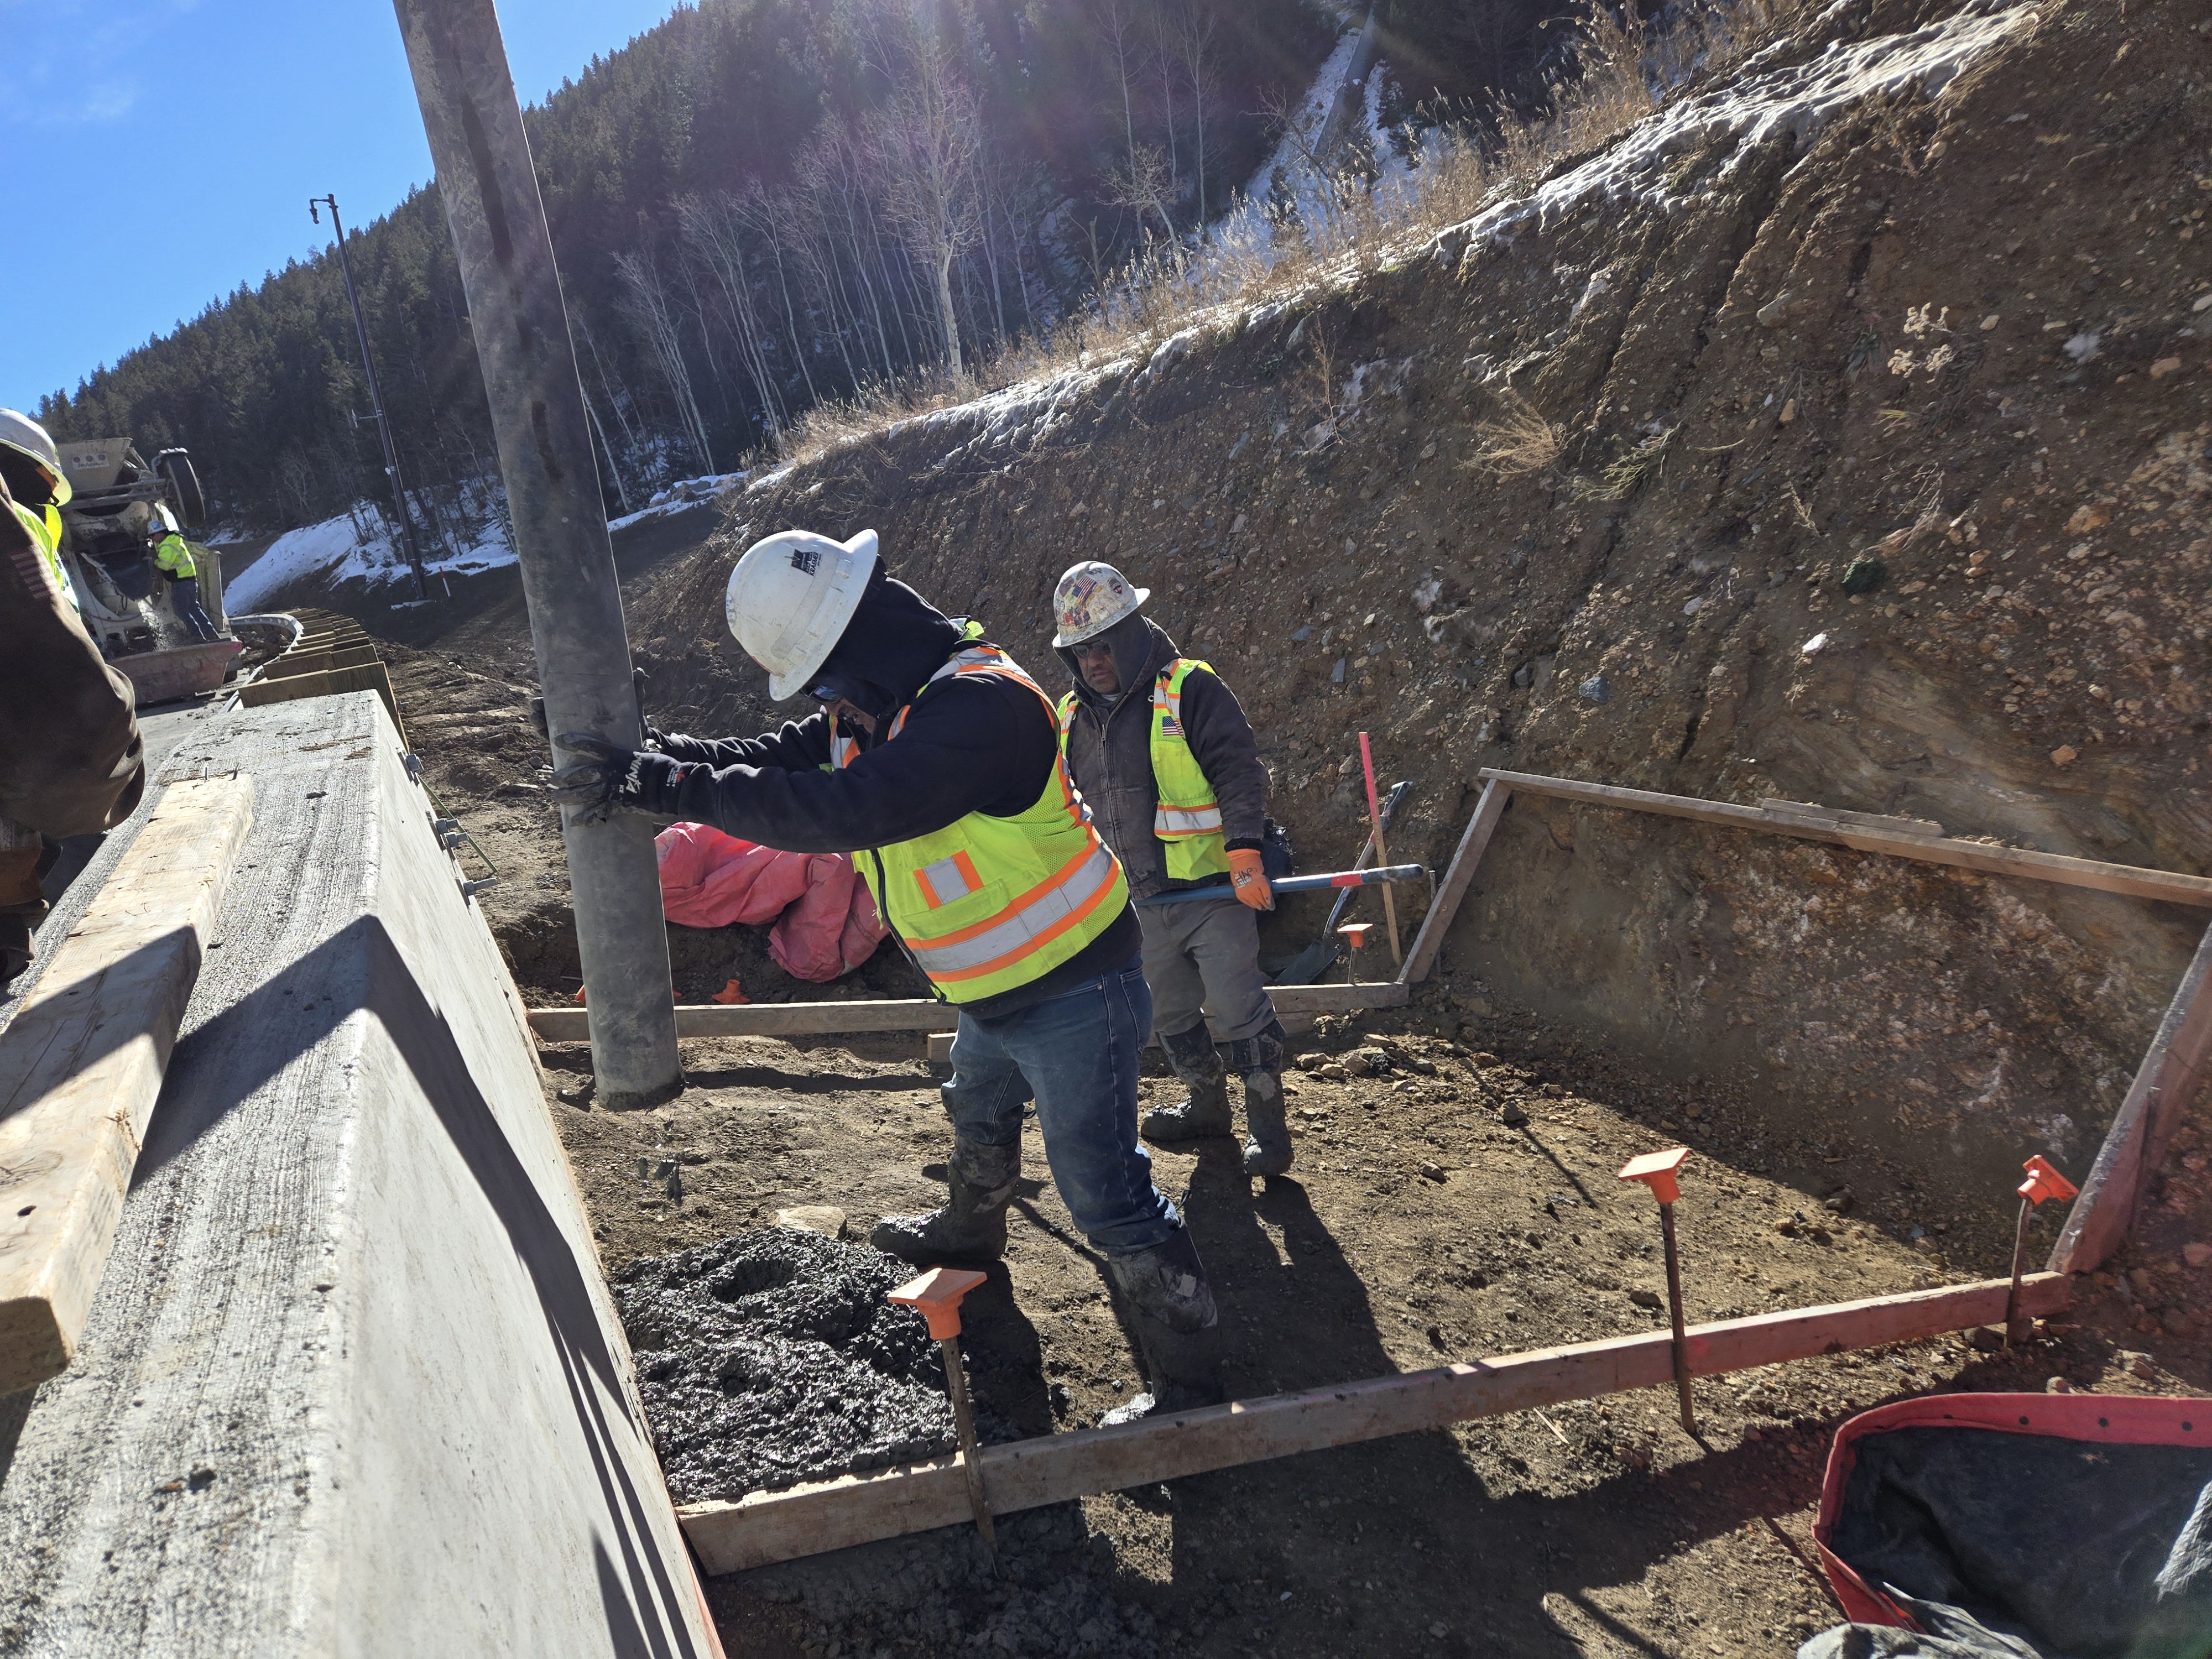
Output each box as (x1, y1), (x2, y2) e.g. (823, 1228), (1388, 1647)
(1229, 1020), (1293, 1177)
(1140, 1023), (1233, 1144)
(1100, 1226), (1226, 1425)
(870, 1137), (1020, 1265)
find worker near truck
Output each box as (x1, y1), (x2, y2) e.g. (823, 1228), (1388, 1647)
(1050, 561), (1293, 1178)
(152, 507), (217, 643)
(544, 528), (1227, 1423)
(0, 417), (146, 989)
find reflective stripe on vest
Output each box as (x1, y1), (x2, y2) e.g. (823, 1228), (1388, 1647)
(841, 645), (1129, 1002)
(1055, 658), (1229, 881)
(8, 498), (79, 615)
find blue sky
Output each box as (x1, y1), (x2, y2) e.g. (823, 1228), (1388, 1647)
(1, 0), (684, 408)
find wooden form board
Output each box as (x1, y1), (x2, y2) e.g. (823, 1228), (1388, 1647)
(1397, 776), (1510, 985)
(679, 1270), (2069, 1574)
(2049, 919), (2212, 1274)
(263, 645), (382, 677)
(1479, 768), (2212, 908)
(525, 979), (1410, 1044)
(0, 777), (255, 1392)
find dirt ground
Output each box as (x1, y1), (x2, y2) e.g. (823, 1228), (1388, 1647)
(536, 1012), (2210, 1659)
(323, 0), (2212, 1649)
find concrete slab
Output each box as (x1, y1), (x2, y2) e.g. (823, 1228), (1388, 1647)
(0, 693), (716, 1657)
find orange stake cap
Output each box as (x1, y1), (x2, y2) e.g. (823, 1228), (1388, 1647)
(1338, 922), (1374, 945)
(2017, 1154), (2079, 1207)
(887, 1266), (988, 1341)
(1618, 1147), (1691, 1206)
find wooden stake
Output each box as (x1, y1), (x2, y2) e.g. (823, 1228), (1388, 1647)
(1398, 778), (1511, 985)
(1358, 733), (1401, 967)
(678, 1271), (2070, 1574)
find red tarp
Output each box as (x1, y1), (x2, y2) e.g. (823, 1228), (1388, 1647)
(653, 822), (886, 983)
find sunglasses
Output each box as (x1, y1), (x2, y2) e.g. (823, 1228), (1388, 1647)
(1070, 641), (1115, 661)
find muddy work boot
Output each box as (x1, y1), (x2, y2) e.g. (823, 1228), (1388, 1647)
(870, 1137), (1020, 1265)
(1100, 1226), (1225, 1425)
(1140, 1023), (1232, 1144)
(1228, 1020), (1292, 1177)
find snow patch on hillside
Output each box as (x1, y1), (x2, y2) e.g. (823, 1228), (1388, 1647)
(224, 504), (514, 610)
(1428, 0), (2031, 263)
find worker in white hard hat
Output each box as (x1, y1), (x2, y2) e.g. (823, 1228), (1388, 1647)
(0, 414), (145, 989)
(545, 528), (1226, 1423)
(1050, 561), (1292, 1177)
(150, 505), (216, 643)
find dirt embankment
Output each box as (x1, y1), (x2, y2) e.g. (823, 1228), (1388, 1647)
(568, 0), (2212, 1251)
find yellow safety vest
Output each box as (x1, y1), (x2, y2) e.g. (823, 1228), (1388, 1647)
(1057, 657), (1228, 883)
(155, 533), (199, 579)
(9, 497), (80, 615)
(835, 644), (1130, 1004)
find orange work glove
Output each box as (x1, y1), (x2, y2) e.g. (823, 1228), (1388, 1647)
(1227, 847), (1273, 911)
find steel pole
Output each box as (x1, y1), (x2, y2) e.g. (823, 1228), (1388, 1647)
(1658, 1200), (1697, 1435)
(312, 195), (431, 601)
(392, 0), (682, 1109)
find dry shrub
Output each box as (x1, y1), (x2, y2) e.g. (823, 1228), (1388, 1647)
(1468, 390), (1569, 478)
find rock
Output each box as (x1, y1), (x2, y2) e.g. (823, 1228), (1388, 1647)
(1756, 291), (1793, 328)
(2161, 1306), (2195, 1337)
(2050, 745), (2080, 768)
(1578, 674), (1610, 703)
(1821, 1188), (1855, 1215)
(1500, 1103), (1530, 1128)
(1420, 1161), (1447, 1183)
(2183, 1242), (2211, 1269)
(2118, 1349), (2157, 1379)
(1801, 630), (1830, 657)
(1295, 1052), (1326, 1072)
(1318, 1063), (1349, 1082)
(1777, 398), (1797, 425)
(2150, 357), (2183, 379)
(1841, 556), (1885, 594)
(775, 1205), (849, 1238)
(2044, 1376), (2072, 1394)
(1628, 1288), (1663, 1311)
(1966, 1326), (2004, 1353)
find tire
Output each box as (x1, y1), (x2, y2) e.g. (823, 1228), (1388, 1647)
(154, 449), (208, 530)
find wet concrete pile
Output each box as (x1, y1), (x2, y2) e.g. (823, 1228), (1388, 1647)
(616, 1227), (954, 1504)
(739, 1503), (1165, 1659)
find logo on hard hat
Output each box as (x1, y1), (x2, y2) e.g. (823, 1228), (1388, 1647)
(790, 545), (821, 575)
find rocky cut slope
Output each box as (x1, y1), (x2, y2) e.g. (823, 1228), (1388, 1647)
(618, 0), (2211, 1238)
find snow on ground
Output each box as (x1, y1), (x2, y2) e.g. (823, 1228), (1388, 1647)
(223, 502), (514, 611)
(1426, 0), (2032, 264)
(609, 470), (749, 533)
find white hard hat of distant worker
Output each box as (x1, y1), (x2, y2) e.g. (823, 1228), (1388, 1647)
(0, 409), (72, 508)
(1051, 560), (1149, 648)
(726, 527), (880, 700)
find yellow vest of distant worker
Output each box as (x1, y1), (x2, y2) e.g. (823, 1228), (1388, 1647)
(1056, 658), (1228, 883)
(834, 643), (1129, 1003)
(8, 498), (79, 614)
(155, 533), (199, 580)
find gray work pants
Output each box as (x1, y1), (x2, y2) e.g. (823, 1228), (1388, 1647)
(1137, 892), (1276, 1044)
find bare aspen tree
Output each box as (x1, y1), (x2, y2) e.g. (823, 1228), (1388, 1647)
(1176, 0), (1217, 237)
(613, 247), (714, 472)
(676, 192), (788, 441)
(1093, 0), (1141, 168)
(869, 32), (983, 373)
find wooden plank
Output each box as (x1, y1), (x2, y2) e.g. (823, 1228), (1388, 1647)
(2049, 919), (2212, 1274)
(1481, 769), (2212, 908)
(525, 981), (1409, 1044)
(0, 777), (255, 1392)
(1398, 778), (1511, 986)
(260, 645), (382, 677)
(927, 1033), (954, 1064)
(680, 1271), (2068, 1574)
(1759, 799), (1943, 838)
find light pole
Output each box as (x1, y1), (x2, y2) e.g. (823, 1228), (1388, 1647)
(309, 194), (430, 601)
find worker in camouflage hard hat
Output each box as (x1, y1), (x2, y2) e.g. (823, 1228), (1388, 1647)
(1049, 560), (1292, 1178)
(541, 528), (1227, 1425)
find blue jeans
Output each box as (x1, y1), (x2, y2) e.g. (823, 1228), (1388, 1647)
(943, 954), (1180, 1256)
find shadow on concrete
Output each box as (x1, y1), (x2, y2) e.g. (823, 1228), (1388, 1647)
(129, 916), (710, 1657)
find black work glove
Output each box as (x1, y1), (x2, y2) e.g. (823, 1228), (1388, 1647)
(546, 732), (686, 822)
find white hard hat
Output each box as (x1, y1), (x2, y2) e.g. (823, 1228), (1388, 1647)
(1051, 560), (1148, 648)
(727, 527), (880, 700)
(0, 408), (71, 507)
(154, 504), (179, 535)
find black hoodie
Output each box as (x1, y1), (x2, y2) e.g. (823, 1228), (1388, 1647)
(651, 568), (1138, 1019)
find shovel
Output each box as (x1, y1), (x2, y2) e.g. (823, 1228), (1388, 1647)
(1273, 779), (1410, 985)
